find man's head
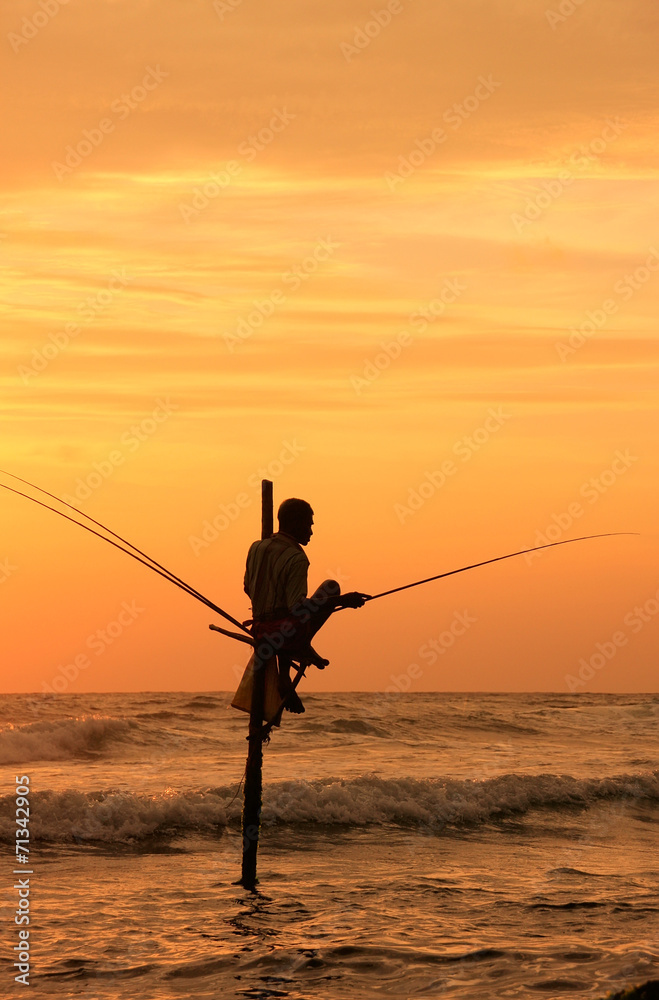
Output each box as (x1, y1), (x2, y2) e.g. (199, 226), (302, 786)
(278, 498), (314, 545)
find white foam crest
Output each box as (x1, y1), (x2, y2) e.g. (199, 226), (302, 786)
(0, 786), (233, 843)
(261, 771), (659, 827)
(0, 771), (656, 844)
(0, 716), (136, 764)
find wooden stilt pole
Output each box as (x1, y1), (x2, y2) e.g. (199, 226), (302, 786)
(239, 479), (273, 888)
(261, 479), (273, 541)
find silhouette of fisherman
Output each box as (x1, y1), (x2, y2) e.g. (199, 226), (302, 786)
(244, 498), (369, 714)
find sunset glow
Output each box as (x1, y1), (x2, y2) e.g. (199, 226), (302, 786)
(2, 0), (658, 693)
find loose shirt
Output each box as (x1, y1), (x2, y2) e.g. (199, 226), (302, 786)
(244, 531), (309, 619)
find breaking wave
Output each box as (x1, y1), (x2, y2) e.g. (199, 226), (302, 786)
(0, 716), (136, 764)
(0, 770), (656, 844)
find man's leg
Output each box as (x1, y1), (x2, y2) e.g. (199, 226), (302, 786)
(272, 580), (342, 713)
(276, 653), (305, 713)
(304, 579), (341, 637)
(287, 579), (341, 667)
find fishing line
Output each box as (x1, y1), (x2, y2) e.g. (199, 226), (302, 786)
(364, 532), (639, 602)
(0, 474), (250, 634)
(1, 471), (638, 638)
(226, 763), (248, 809)
(1, 467), (213, 606)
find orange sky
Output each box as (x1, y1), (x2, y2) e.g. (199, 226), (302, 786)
(1, 0), (658, 693)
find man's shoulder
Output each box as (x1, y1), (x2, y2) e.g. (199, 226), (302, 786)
(247, 533), (308, 562)
(246, 538), (261, 562)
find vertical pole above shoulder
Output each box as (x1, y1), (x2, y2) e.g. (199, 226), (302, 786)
(262, 480), (273, 539)
(239, 480), (274, 889)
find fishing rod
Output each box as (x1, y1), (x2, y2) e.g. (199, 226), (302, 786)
(0, 472), (250, 635)
(1, 471), (637, 637)
(0, 468), (214, 605)
(363, 532), (639, 603)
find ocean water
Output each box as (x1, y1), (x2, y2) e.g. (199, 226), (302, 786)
(1, 690), (658, 999)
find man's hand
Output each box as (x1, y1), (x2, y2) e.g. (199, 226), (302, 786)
(336, 591), (370, 609)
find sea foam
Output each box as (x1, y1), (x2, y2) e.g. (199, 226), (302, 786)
(0, 716), (135, 764)
(0, 770), (656, 844)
